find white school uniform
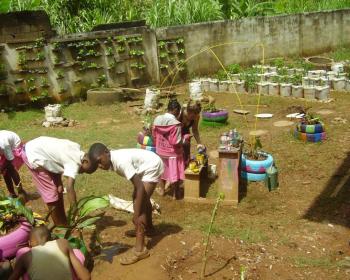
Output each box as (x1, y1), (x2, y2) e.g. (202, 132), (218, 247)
(110, 149), (164, 182)
(0, 130), (21, 161)
(24, 136), (84, 179)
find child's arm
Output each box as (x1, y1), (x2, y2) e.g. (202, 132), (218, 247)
(9, 253), (29, 280)
(57, 239), (91, 280)
(66, 177), (77, 208)
(130, 174), (146, 225)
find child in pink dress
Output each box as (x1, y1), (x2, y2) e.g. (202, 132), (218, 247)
(153, 99), (190, 199)
(0, 130), (26, 198)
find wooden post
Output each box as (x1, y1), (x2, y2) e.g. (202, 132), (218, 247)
(218, 147), (241, 206)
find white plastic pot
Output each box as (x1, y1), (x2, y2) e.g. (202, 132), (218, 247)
(292, 85), (303, 98)
(209, 79), (219, 92)
(315, 85), (330, 100)
(331, 63), (344, 73)
(303, 86), (316, 100)
(45, 104), (62, 119)
(144, 88), (160, 109)
(280, 83), (292, 97)
(345, 80), (350, 92)
(268, 66), (277, 73)
(218, 81), (229, 92)
(268, 82), (279, 96)
(302, 77), (310, 86)
(320, 77), (331, 86)
(201, 79), (210, 92)
(332, 77), (346, 91)
(257, 82), (269, 95)
(234, 80), (246, 93)
(287, 68), (295, 76)
(327, 71), (337, 80)
(295, 68), (304, 75)
(309, 77), (321, 86)
(189, 81), (202, 100)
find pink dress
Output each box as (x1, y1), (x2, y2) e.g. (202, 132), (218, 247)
(153, 124), (185, 183)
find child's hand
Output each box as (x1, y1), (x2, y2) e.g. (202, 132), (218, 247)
(57, 185), (64, 193)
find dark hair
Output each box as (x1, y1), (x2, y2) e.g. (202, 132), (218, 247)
(88, 143), (108, 162)
(30, 225), (50, 243)
(186, 100), (201, 114)
(167, 99), (181, 112)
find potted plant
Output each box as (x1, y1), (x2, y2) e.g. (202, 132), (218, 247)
(201, 101), (228, 127)
(294, 110), (326, 143)
(53, 195), (110, 255)
(291, 74), (303, 98)
(0, 192), (46, 260)
(268, 75), (280, 96)
(280, 75), (292, 97)
(241, 137), (274, 181)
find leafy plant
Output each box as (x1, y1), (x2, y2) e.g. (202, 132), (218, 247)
(271, 58), (285, 68)
(40, 77), (49, 88)
(158, 41), (166, 49)
(57, 70), (65, 79)
(246, 136), (264, 160)
(216, 69), (228, 81)
(97, 74), (107, 87)
(277, 67), (288, 76)
(36, 52), (45, 61)
(178, 48), (185, 54)
(53, 195), (110, 255)
(18, 51), (26, 66)
(129, 49), (144, 57)
(176, 38), (184, 44)
(117, 46), (125, 53)
(115, 36), (126, 43)
(33, 37), (45, 48)
(203, 103), (219, 113)
(159, 51), (168, 58)
(106, 46), (114, 56)
(16, 87), (25, 94)
(160, 64), (168, 69)
(229, 0), (274, 19)
(0, 191), (37, 235)
(240, 68), (259, 91)
(227, 63), (241, 74)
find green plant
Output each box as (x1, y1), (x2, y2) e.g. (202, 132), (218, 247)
(18, 51), (26, 66)
(0, 191), (38, 235)
(33, 37), (45, 48)
(36, 52), (45, 61)
(158, 41), (166, 49)
(277, 67), (288, 76)
(229, 0), (274, 19)
(227, 63), (241, 74)
(40, 77), (49, 87)
(201, 193), (225, 279)
(240, 68), (259, 91)
(106, 46), (114, 56)
(16, 87), (25, 94)
(246, 136), (263, 160)
(176, 38), (184, 44)
(117, 46), (125, 53)
(57, 70), (65, 79)
(178, 48), (185, 54)
(115, 36), (126, 43)
(271, 58), (285, 68)
(216, 69), (228, 81)
(129, 49), (144, 57)
(97, 74), (107, 86)
(53, 195), (109, 255)
(160, 64), (168, 69)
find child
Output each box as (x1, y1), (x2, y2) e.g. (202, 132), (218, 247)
(88, 143), (164, 265)
(153, 99), (189, 198)
(0, 130), (26, 198)
(9, 225), (90, 280)
(21, 136), (97, 227)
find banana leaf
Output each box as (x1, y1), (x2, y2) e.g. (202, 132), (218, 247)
(78, 196), (109, 218)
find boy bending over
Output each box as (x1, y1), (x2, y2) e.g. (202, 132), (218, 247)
(88, 143), (164, 265)
(22, 136), (97, 227)
(9, 225), (90, 280)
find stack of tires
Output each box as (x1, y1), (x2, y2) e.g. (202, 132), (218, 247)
(201, 110), (229, 127)
(136, 132), (156, 152)
(241, 152), (274, 181)
(294, 122), (326, 143)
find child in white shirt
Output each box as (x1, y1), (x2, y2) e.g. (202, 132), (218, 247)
(88, 144), (164, 265)
(22, 136), (97, 227)
(0, 130), (26, 198)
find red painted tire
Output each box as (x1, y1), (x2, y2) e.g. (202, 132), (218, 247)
(0, 220), (31, 260)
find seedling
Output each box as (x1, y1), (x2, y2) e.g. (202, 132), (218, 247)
(18, 52), (26, 66)
(115, 36), (126, 43)
(158, 41), (166, 49)
(159, 52), (168, 58)
(176, 38), (184, 44)
(57, 70), (65, 79)
(16, 87), (25, 94)
(97, 74), (107, 87)
(129, 49), (144, 57)
(36, 52), (45, 61)
(160, 64), (169, 69)
(178, 48), (185, 54)
(117, 46), (125, 53)
(227, 63), (241, 74)
(106, 47), (114, 56)
(34, 38), (45, 48)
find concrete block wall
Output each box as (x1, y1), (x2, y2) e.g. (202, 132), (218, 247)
(0, 9), (349, 106)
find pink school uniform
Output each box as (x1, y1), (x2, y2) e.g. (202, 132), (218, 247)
(153, 113), (185, 183)
(0, 130), (24, 175)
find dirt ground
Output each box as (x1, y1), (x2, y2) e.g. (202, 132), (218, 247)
(2, 86), (350, 279)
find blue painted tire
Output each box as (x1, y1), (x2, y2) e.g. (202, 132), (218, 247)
(297, 122), (325, 134)
(241, 171), (267, 181)
(202, 110), (228, 123)
(136, 143), (156, 152)
(293, 129), (326, 142)
(241, 152), (273, 174)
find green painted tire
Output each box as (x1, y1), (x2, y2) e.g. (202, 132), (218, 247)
(296, 122), (325, 134)
(200, 120), (228, 127)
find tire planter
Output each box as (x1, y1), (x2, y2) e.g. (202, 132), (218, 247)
(241, 171), (267, 181)
(200, 120), (228, 127)
(241, 152), (274, 174)
(0, 220), (31, 260)
(136, 143), (156, 152)
(296, 122), (325, 134)
(294, 130), (326, 142)
(137, 132), (154, 147)
(202, 110), (228, 123)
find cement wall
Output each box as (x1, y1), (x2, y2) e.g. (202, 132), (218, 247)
(156, 9), (350, 77)
(0, 9), (349, 107)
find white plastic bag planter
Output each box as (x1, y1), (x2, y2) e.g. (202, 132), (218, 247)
(280, 83), (292, 97)
(144, 88), (160, 109)
(331, 63), (344, 73)
(268, 82), (279, 96)
(45, 104), (62, 120)
(327, 71), (337, 80)
(268, 66), (277, 73)
(315, 85), (330, 100)
(229, 73), (240, 81)
(295, 68), (304, 75)
(201, 78), (211, 92)
(320, 77), (331, 86)
(218, 81), (229, 92)
(292, 85), (304, 98)
(332, 77), (346, 91)
(287, 68), (295, 76)
(209, 79), (219, 92)
(309, 77), (321, 87)
(302, 76), (310, 86)
(303, 86), (316, 100)
(189, 80), (202, 100)
(257, 82), (269, 95)
(345, 80), (350, 92)
(234, 80), (246, 94)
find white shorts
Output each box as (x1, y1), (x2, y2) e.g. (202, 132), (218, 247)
(141, 159), (164, 183)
